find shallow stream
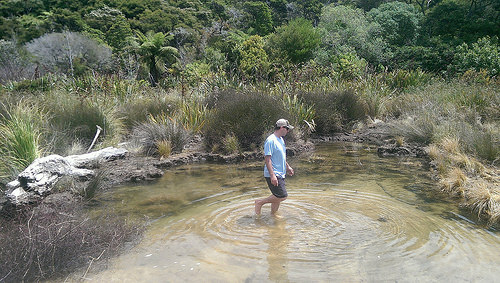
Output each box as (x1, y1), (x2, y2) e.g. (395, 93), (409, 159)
(85, 143), (500, 282)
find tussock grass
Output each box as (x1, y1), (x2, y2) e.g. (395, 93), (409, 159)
(440, 167), (467, 196)
(0, 101), (46, 180)
(156, 140), (172, 159)
(42, 91), (124, 154)
(222, 133), (241, 154)
(299, 89), (366, 135)
(131, 113), (190, 156)
(119, 94), (180, 130)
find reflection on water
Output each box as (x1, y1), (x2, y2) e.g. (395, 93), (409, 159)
(83, 143), (500, 282)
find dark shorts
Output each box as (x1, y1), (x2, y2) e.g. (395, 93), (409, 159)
(265, 177), (288, 198)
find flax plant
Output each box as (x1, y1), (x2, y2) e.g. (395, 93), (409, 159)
(176, 99), (209, 133)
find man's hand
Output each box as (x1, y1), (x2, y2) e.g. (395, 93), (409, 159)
(271, 175), (278, 186)
(287, 165), (294, 176)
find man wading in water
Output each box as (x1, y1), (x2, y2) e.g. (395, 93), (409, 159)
(255, 119), (294, 216)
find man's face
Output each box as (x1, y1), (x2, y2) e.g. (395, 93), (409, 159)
(280, 126), (289, 136)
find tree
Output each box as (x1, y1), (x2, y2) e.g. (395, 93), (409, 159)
(130, 31), (178, 87)
(238, 35), (270, 80)
(368, 2), (422, 46)
(84, 6), (133, 52)
(295, 0), (323, 25)
(267, 18), (321, 64)
(243, 2), (273, 36)
(451, 36), (500, 77)
(423, 0), (500, 43)
(0, 39), (34, 83)
(25, 31), (112, 77)
(317, 4), (389, 66)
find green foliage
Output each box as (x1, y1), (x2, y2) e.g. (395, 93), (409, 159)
(317, 4), (389, 66)
(295, 0), (323, 24)
(267, 18), (321, 65)
(238, 35), (270, 80)
(367, 2), (421, 46)
(243, 2), (274, 36)
(84, 6), (133, 52)
(390, 40), (455, 72)
(383, 69), (433, 91)
(130, 30), (179, 87)
(131, 113), (190, 156)
(0, 102), (45, 179)
(203, 89), (286, 152)
(175, 99), (209, 133)
(424, 0), (499, 43)
(330, 52), (368, 80)
(451, 36), (500, 77)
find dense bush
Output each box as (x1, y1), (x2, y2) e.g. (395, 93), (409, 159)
(203, 89), (287, 152)
(451, 36), (500, 77)
(367, 2), (421, 46)
(317, 4), (389, 66)
(299, 89), (367, 135)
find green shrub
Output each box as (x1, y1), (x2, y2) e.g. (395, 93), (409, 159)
(451, 36), (500, 77)
(299, 89), (366, 135)
(13, 76), (55, 92)
(131, 113), (190, 156)
(203, 89), (286, 151)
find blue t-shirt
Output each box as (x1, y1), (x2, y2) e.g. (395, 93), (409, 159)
(263, 134), (287, 178)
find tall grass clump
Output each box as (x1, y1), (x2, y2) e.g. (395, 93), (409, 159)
(118, 94), (180, 130)
(299, 89), (367, 135)
(0, 102), (46, 180)
(0, 204), (143, 282)
(282, 94), (316, 140)
(130, 113), (190, 156)
(203, 89), (287, 152)
(42, 92), (123, 154)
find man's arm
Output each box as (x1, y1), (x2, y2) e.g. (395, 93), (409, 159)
(265, 155), (278, 186)
(286, 162), (294, 176)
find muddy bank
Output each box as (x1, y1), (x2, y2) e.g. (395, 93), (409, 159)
(3, 121), (430, 215)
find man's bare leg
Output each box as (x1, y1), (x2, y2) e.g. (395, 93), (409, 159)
(255, 195), (287, 215)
